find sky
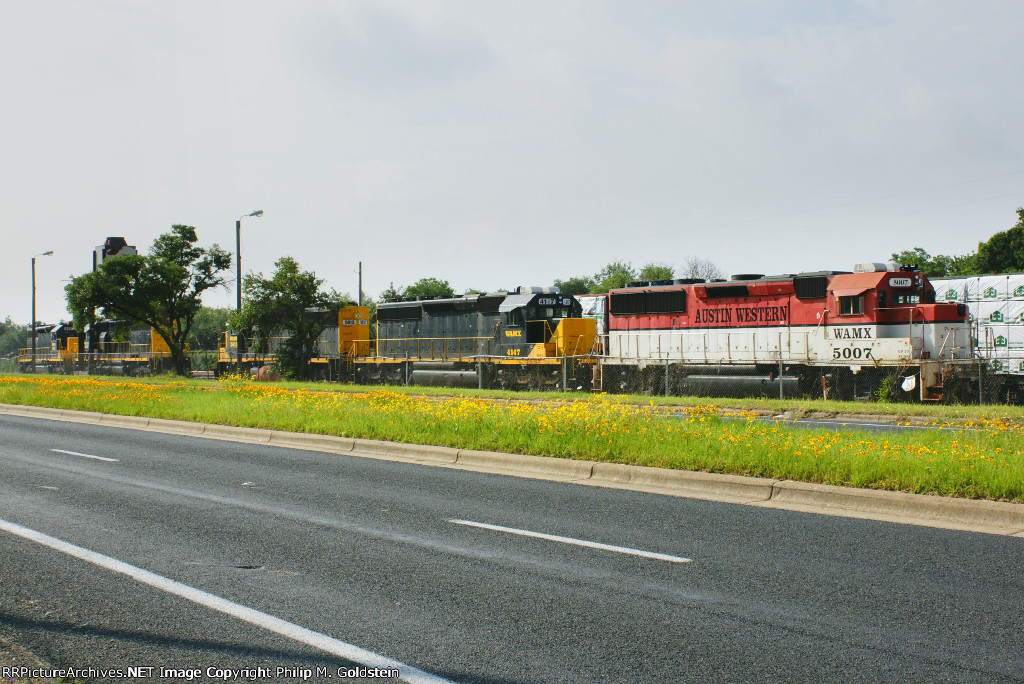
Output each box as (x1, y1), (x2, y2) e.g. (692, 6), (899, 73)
(3, 0), (1023, 325)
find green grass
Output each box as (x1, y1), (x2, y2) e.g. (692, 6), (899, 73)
(2, 373), (1022, 503)
(177, 373), (1024, 424)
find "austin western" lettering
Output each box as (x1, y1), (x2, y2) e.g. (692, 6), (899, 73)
(694, 305), (788, 325)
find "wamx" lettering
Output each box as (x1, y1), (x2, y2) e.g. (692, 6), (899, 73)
(831, 327), (873, 339)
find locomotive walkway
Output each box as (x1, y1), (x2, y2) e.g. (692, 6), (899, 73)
(3, 402), (1023, 538)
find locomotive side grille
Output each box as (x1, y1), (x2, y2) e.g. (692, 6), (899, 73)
(609, 290), (686, 315)
(794, 276), (829, 299)
(705, 284), (749, 298)
(646, 290), (686, 314)
(609, 292), (646, 314)
(377, 303), (423, 321)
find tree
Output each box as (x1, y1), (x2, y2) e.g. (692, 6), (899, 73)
(0, 317), (30, 357)
(380, 278), (456, 301)
(638, 262), (674, 282)
(591, 261), (637, 293)
(65, 225), (231, 376)
(890, 248), (950, 278)
(552, 276), (596, 296)
(187, 307), (232, 350)
(380, 282), (402, 302)
(403, 277), (455, 299)
(946, 253), (978, 276)
(232, 256), (345, 380)
(681, 257), (724, 281)
(974, 208), (1024, 273)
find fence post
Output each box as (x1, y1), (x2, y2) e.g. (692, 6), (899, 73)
(779, 359), (784, 400)
(978, 359), (983, 405)
(664, 359), (669, 397)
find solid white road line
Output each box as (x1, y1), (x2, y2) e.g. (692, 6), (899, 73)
(449, 519), (691, 564)
(0, 517), (454, 684)
(50, 448), (118, 462)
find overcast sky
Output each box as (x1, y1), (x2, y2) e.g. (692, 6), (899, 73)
(4, 0), (1023, 325)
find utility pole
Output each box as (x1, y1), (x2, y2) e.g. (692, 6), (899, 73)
(30, 251), (54, 374)
(358, 262), (363, 306)
(235, 210), (263, 369)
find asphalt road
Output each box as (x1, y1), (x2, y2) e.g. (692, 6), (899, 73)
(1, 414), (1022, 683)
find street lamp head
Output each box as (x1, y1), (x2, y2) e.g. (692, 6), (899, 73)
(37, 250), (54, 257)
(245, 210), (263, 218)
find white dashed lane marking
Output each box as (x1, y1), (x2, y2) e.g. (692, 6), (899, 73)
(449, 519), (692, 563)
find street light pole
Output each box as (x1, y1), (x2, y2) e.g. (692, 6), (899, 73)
(235, 210), (263, 368)
(31, 250), (54, 374)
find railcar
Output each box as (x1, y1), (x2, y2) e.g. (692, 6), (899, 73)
(598, 263), (973, 401)
(216, 306), (367, 379)
(18, 321), (180, 375)
(344, 288), (597, 390)
(930, 273), (1024, 403)
(17, 324), (60, 373)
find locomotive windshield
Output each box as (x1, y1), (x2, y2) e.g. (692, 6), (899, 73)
(526, 306), (571, 320)
(892, 292), (921, 305)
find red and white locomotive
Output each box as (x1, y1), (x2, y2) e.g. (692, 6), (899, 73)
(596, 263), (972, 401)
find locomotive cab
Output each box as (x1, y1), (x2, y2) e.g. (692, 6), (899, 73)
(825, 263), (972, 398)
(498, 288), (593, 357)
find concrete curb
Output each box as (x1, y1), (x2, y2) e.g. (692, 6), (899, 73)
(758, 480), (1024, 536)
(356, 440), (457, 465)
(3, 403), (1024, 537)
(455, 449), (596, 479)
(589, 462), (779, 504)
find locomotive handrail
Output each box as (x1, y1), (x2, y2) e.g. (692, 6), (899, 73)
(374, 335), (493, 362)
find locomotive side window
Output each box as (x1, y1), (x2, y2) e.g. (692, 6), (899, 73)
(839, 295), (864, 315)
(505, 312), (519, 326)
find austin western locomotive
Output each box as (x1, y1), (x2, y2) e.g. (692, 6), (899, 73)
(598, 262), (973, 401)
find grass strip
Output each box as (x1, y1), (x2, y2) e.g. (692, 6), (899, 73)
(1, 374), (1021, 503)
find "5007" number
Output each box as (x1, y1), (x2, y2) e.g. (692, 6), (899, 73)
(833, 347), (872, 360)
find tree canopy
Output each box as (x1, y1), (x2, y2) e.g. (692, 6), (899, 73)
(232, 256), (345, 380)
(65, 225), (231, 376)
(187, 307), (232, 350)
(974, 208), (1024, 273)
(0, 318), (29, 357)
(380, 277), (456, 301)
(638, 263), (674, 282)
(889, 247), (976, 278)
(552, 276), (596, 296)
(891, 207), (1024, 277)
(554, 258), (722, 294)
(681, 256), (724, 282)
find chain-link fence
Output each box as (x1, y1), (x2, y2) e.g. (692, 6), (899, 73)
(592, 358), (1024, 405)
(194, 353), (1024, 404)
(13, 350), (1024, 405)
